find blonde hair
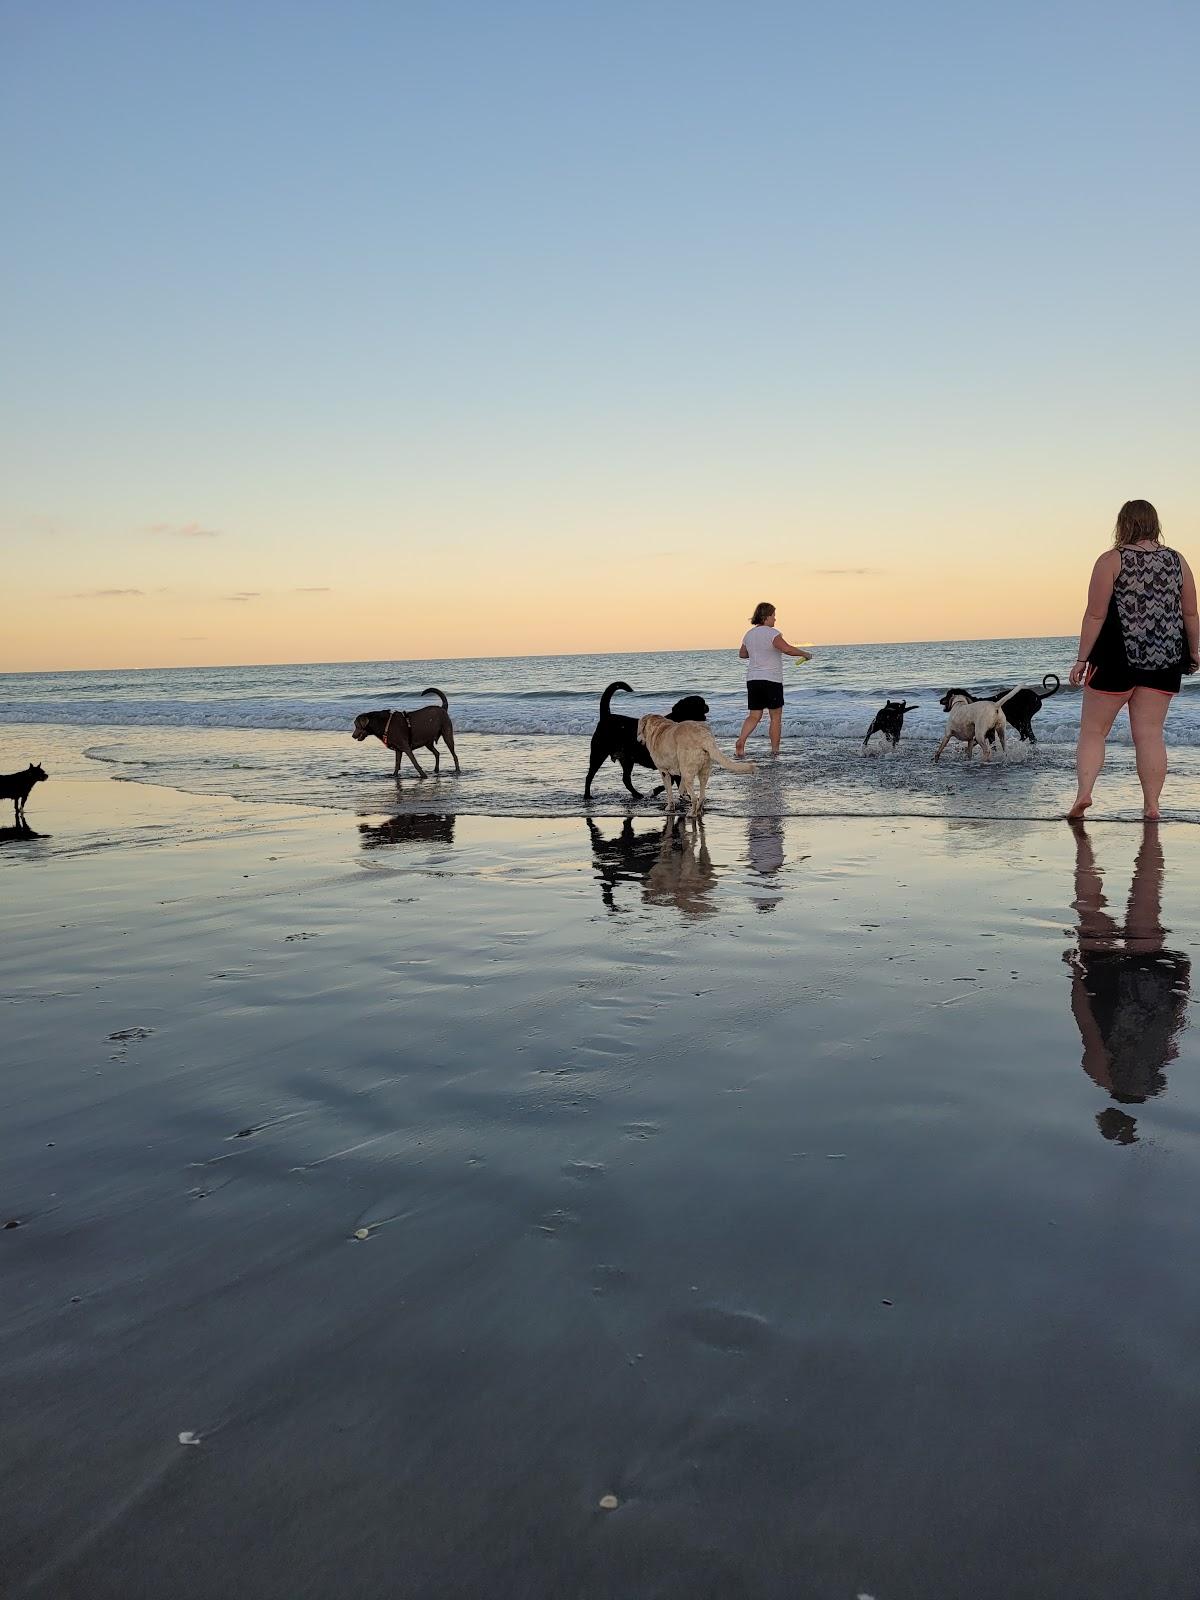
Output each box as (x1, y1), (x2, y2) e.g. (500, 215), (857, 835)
(1114, 500), (1162, 547)
(750, 601), (776, 625)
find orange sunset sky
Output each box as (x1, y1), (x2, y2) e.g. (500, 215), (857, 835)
(3, 6), (1196, 673)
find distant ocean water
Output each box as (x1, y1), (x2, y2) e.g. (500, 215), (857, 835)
(3, 639), (1199, 822)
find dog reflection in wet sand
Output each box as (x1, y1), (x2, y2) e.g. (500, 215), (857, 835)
(586, 817), (717, 917)
(1066, 822), (1190, 1143)
(358, 813), (456, 849)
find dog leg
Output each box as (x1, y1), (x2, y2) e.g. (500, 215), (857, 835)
(933, 732), (952, 763)
(441, 720), (462, 773)
(661, 773), (676, 811)
(678, 768), (695, 818)
(583, 735), (607, 798)
(695, 762), (710, 817)
(620, 758), (645, 800)
(404, 747), (428, 779)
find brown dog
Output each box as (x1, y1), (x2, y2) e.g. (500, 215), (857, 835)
(352, 689), (461, 779)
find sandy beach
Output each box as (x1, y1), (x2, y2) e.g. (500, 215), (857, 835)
(5, 771), (1200, 1598)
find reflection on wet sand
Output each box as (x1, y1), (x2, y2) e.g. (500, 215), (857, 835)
(586, 817), (718, 917)
(358, 813), (456, 849)
(1066, 822), (1191, 1142)
(0, 823), (45, 846)
(746, 815), (785, 912)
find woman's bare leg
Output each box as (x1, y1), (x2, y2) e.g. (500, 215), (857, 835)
(1069, 689), (1128, 818)
(767, 706), (783, 754)
(735, 710), (762, 758)
(1128, 688), (1171, 820)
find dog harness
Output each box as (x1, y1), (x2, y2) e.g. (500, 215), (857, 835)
(380, 710), (412, 749)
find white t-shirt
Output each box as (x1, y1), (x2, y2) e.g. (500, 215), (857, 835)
(743, 624), (784, 683)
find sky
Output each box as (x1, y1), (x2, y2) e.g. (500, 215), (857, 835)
(2, 0), (1197, 670)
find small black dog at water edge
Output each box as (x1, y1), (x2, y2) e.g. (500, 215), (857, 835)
(0, 763), (47, 825)
(863, 701), (919, 750)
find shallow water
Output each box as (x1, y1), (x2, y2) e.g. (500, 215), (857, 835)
(4, 641), (1198, 824)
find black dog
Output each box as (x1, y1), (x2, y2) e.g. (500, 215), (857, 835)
(863, 700), (918, 750)
(583, 681), (710, 799)
(937, 674), (1060, 744)
(0, 762), (47, 825)
(984, 674), (1061, 742)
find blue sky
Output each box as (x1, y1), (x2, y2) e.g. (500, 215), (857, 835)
(2, 1), (1197, 667)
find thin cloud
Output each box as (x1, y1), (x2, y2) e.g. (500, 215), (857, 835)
(181, 635), (207, 640)
(294, 586), (332, 593)
(149, 521), (221, 538)
(812, 567), (880, 576)
(71, 587), (145, 598)
(224, 591), (261, 601)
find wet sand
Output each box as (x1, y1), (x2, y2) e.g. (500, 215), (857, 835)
(5, 779), (1200, 1598)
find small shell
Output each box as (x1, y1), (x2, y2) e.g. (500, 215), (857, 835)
(353, 1228), (370, 1240)
(178, 1431), (201, 1446)
(598, 1494), (619, 1511)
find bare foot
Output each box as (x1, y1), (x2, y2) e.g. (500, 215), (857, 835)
(734, 743), (746, 759)
(1066, 795), (1092, 820)
(1144, 807), (1161, 821)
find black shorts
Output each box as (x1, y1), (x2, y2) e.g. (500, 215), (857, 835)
(1085, 662), (1182, 696)
(746, 679), (784, 711)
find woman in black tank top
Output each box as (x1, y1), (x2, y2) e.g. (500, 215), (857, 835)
(1067, 501), (1200, 820)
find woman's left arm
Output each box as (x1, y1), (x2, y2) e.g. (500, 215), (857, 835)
(739, 643), (749, 659)
(772, 635), (811, 661)
(1180, 555), (1199, 670)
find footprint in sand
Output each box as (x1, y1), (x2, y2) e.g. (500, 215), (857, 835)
(536, 1208), (580, 1236)
(561, 1161), (606, 1183)
(590, 1264), (633, 1296)
(676, 1305), (772, 1354)
(622, 1122), (661, 1141)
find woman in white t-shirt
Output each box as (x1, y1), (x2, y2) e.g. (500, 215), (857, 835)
(735, 601), (812, 757)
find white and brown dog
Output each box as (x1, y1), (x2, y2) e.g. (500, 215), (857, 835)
(933, 689), (1007, 763)
(637, 715), (755, 816)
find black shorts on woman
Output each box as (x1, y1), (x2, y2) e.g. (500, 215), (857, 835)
(1087, 546), (1187, 696)
(746, 679), (784, 711)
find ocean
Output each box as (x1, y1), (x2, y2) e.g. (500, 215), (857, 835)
(4, 637), (1199, 822)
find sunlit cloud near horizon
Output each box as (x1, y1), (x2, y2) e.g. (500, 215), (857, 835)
(1, 1), (1196, 672)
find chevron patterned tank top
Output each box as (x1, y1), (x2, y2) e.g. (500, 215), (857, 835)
(1112, 546), (1184, 671)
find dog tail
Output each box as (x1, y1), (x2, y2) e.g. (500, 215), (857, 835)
(421, 687), (449, 709)
(1040, 673), (1061, 698)
(600, 681), (634, 717)
(706, 735), (757, 775)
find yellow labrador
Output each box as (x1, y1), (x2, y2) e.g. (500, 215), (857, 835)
(637, 714), (756, 816)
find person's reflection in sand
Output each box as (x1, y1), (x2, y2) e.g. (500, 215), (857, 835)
(1066, 822), (1190, 1142)
(586, 817), (718, 917)
(358, 813), (456, 849)
(746, 815), (785, 913)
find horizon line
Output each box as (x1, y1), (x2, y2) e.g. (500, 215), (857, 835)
(0, 632), (1078, 677)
